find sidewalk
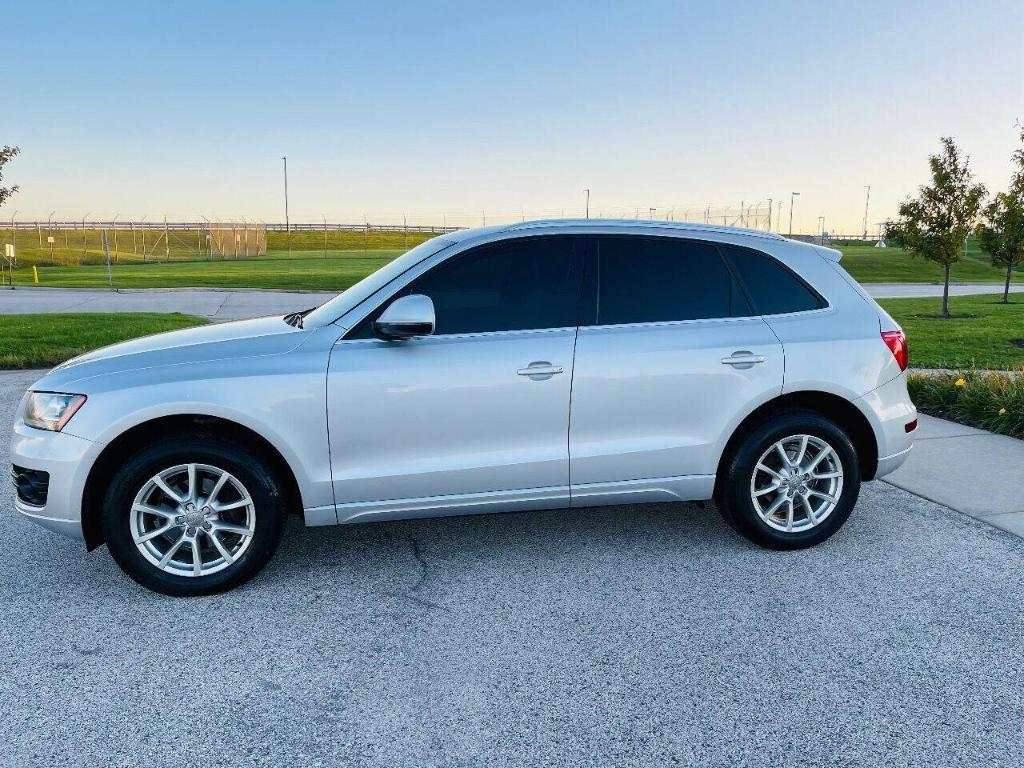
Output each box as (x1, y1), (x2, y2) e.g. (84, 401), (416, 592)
(883, 414), (1024, 536)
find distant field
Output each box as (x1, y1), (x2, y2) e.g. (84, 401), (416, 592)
(3, 229), (1024, 290)
(0, 226), (438, 268)
(7, 252), (400, 291)
(839, 240), (1024, 284)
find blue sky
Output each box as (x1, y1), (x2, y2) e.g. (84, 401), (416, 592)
(3, 0), (1022, 232)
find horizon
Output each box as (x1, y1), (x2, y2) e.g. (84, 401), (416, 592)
(2, 0), (1022, 234)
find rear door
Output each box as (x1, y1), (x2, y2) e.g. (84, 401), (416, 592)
(568, 235), (784, 503)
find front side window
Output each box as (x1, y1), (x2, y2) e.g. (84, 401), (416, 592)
(594, 236), (749, 325)
(349, 236), (584, 338)
(721, 245), (825, 315)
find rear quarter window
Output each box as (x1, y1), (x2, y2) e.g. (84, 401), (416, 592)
(722, 245), (826, 315)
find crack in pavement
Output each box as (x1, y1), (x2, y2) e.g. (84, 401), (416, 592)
(405, 537), (449, 611)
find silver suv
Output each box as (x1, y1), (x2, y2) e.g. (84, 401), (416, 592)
(11, 221), (916, 595)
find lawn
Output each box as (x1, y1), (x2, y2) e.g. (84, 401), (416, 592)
(839, 240), (1024, 284)
(0, 313), (208, 369)
(879, 295), (1024, 370)
(5, 229), (1024, 290)
(7, 252), (400, 290)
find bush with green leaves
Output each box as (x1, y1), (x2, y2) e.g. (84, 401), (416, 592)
(908, 369), (1024, 439)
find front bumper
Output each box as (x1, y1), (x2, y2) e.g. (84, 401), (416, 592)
(10, 420), (95, 542)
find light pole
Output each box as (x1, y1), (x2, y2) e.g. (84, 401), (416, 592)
(788, 192), (800, 236)
(862, 185), (871, 240)
(281, 156), (290, 253)
(649, 207), (656, 220)
(584, 188), (590, 219)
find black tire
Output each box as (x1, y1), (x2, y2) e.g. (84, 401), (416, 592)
(101, 432), (288, 596)
(716, 410), (861, 550)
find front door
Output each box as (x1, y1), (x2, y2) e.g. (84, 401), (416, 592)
(327, 235), (586, 522)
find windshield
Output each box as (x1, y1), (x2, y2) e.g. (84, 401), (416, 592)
(303, 235), (459, 328)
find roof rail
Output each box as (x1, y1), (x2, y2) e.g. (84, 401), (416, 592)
(501, 218), (786, 241)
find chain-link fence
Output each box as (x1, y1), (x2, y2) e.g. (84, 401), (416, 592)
(0, 204), (777, 287)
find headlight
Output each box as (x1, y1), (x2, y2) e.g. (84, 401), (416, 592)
(23, 392), (87, 432)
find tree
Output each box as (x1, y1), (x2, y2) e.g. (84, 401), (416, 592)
(887, 137), (987, 318)
(0, 145), (20, 208)
(977, 128), (1024, 304)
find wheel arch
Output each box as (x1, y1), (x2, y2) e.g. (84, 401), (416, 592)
(81, 414), (303, 551)
(715, 390), (879, 492)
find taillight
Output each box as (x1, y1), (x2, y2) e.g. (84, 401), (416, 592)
(881, 330), (908, 371)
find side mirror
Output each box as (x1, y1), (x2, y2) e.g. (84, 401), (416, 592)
(374, 294), (435, 340)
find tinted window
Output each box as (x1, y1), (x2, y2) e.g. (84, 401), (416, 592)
(595, 236), (749, 325)
(350, 236), (583, 337)
(722, 245), (824, 315)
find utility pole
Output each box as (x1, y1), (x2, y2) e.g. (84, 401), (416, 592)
(788, 192), (800, 236)
(584, 188), (590, 219)
(282, 156), (290, 254)
(862, 185), (871, 240)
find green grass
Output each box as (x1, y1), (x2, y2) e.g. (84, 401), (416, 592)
(838, 239), (1024, 283)
(908, 370), (1024, 439)
(879, 295), (1024, 370)
(0, 313), (208, 369)
(6, 252), (400, 290)
(0, 227), (438, 267)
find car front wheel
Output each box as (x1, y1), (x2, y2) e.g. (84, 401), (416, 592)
(717, 411), (861, 549)
(101, 433), (287, 596)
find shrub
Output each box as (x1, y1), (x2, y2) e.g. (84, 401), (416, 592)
(908, 368), (1024, 439)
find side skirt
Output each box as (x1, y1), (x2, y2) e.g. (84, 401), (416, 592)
(303, 475), (717, 527)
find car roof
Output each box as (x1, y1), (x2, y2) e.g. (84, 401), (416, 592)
(495, 218), (786, 242)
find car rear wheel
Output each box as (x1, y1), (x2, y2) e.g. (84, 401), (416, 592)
(101, 433), (287, 596)
(717, 411), (860, 549)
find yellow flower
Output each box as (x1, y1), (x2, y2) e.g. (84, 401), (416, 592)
(954, 378), (966, 388)
(999, 408), (1008, 416)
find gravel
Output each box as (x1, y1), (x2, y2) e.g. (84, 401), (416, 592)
(3, 369), (1024, 767)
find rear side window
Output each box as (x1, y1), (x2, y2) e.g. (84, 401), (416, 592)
(348, 235), (584, 338)
(722, 245), (825, 315)
(595, 236), (750, 325)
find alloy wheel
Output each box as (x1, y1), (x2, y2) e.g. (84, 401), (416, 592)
(129, 463), (256, 577)
(749, 434), (844, 533)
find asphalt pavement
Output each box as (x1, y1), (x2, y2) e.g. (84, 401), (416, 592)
(3, 368), (1024, 767)
(3, 281), (1023, 322)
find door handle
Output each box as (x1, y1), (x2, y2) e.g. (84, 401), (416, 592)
(517, 361), (564, 380)
(721, 352), (766, 369)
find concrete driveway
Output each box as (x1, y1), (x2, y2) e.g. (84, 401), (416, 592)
(3, 367), (1024, 767)
(3, 281), (1022, 322)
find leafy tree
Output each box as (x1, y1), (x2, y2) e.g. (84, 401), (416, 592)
(888, 137), (987, 318)
(977, 128), (1024, 304)
(0, 145), (19, 209)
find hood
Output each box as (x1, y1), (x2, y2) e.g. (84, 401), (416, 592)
(37, 315), (308, 390)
